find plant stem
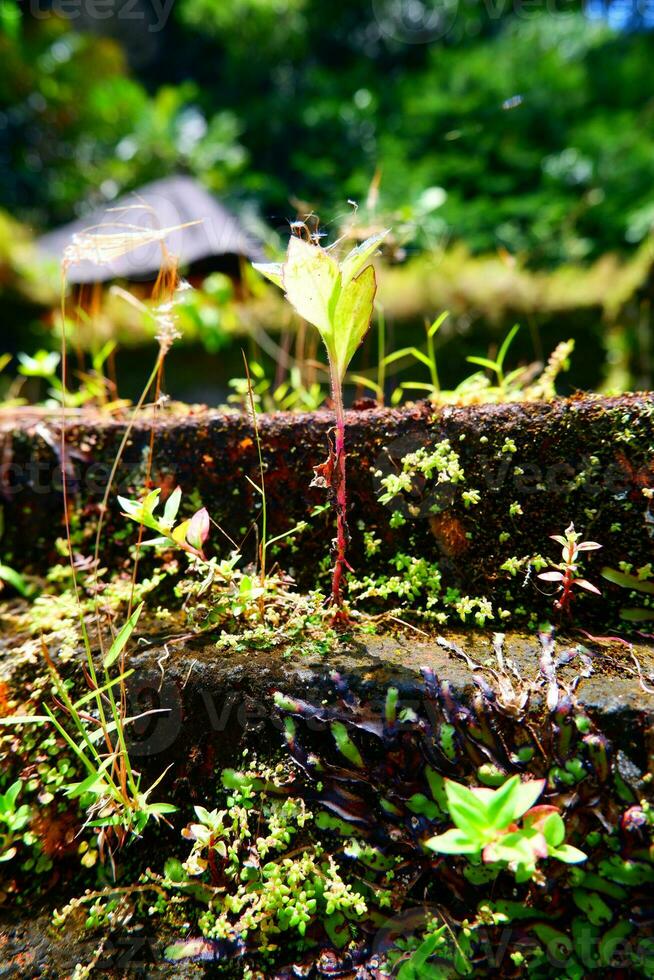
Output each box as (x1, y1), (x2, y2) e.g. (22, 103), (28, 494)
(376, 304), (385, 405)
(426, 324), (440, 395)
(243, 354), (267, 619)
(329, 361), (348, 614)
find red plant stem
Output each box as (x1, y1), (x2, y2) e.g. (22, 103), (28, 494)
(329, 363), (348, 611)
(557, 567), (574, 613)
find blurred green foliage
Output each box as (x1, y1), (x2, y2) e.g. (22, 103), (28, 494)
(1, 1), (654, 267)
(0, 0), (654, 265)
(0, 14), (246, 226)
(2, 1), (654, 392)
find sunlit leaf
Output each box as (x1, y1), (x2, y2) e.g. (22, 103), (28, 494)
(488, 778), (545, 825)
(331, 721), (364, 768)
(426, 827), (481, 854)
(444, 779), (490, 834)
(186, 507), (210, 550)
(164, 938), (219, 963)
(172, 519), (191, 544)
(282, 236), (339, 340)
(428, 310), (448, 338)
(252, 262), (284, 289)
(332, 264), (377, 380)
(162, 486), (182, 527)
(340, 230), (388, 285)
(103, 602), (144, 669)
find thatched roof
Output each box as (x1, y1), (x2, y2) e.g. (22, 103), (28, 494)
(36, 176), (265, 284)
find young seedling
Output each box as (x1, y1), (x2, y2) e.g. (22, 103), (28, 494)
(427, 775), (586, 883)
(118, 487), (210, 560)
(254, 226), (389, 616)
(538, 523), (601, 614)
(2, 604), (176, 869)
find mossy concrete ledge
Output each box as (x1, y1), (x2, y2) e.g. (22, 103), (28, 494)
(3, 627), (648, 795)
(1, 393), (653, 623)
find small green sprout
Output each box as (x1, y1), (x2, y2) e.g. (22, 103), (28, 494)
(427, 775), (586, 883)
(255, 227), (389, 615)
(118, 486), (210, 560)
(461, 489), (481, 509)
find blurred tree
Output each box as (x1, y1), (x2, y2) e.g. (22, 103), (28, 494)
(2, 0), (654, 266)
(162, 0), (654, 263)
(0, 10), (246, 226)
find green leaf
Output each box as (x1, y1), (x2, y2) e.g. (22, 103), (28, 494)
(339, 230), (388, 285)
(497, 324), (520, 371)
(572, 889), (612, 925)
(0, 1), (21, 41)
(66, 759), (113, 799)
(324, 911), (350, 949)
(466, 356), (498, 372)
(142, 488), (162, 517)
(552, 844), (587, 864)
(397, 930), (447, 979)
(162, 487), (182, 527)
(163, 938), (217, 962)
(103, 602), (144, 669)
(118, 493), (162, 533)
(0, 715), (48, 725)
(282, 236), (340, 340)
(117, 495), (140, 517)
(601, 567), (654, 594)
(538, 811), (566, 848)
(599, 922), (633, 967)
(428, 311), (448, 338)
(444, 780), (490, 835)
(72, 669), (134, 709)
(147, 802), (178, 815)
(407, 793), (440, 820)
(483, 829), (544, 869)
(332, 264), (377, 380)
(385, 687), (398, 726)
(0, 564), (31, 597)
(164, 857), (187, 882)
(426, 827), (481, 854)
(3, 781), (21, 810)
(483, 774), (522, 829)
(532, 924), (574, 961)
(252, 262), (284, 289)
(598, 857), (654, 885)
(487, 777), (545, 828)
(425, 767), (448, 810)
(92, 339), (116, 373)
(381, 346), (432, 369)
(620, 607), (654, 622)
(331, 721), (364, 768)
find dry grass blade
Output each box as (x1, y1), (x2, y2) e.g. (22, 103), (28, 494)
(63, 219), (203, 268)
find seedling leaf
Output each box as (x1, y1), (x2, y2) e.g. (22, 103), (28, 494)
(104, 602), (144, 669)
